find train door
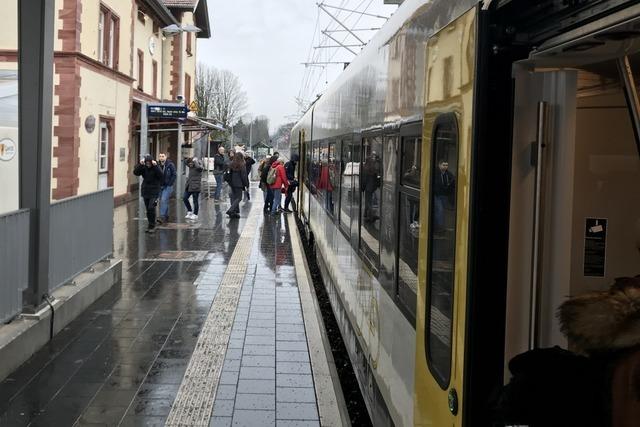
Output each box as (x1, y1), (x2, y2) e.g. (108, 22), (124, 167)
(414, 7), (477, 426)
(505, 24), (640, 369)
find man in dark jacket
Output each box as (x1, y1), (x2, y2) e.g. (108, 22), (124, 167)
(433, 160), (455, 232)
(157, 153), (176, 223)
(213, 146), (226, 201)
(243, 152), (256, 201)
(134, 155), (163, 233)
(283, 153), (299, 213)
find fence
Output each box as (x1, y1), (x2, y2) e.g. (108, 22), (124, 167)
(0, 209), (30, 323)
(49, 188), (114, 291)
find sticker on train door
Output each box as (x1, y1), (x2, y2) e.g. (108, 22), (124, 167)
(584, 218), (607, 277)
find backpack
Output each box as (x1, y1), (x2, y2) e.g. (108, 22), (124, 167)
(266, 167), (278, 185)
(223, 169), (232, 184)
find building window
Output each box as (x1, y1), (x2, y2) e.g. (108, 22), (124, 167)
(98, 5), (119, 70)
(185, 73), (191, 105)
(137, 49), (144, 91)
(152, 60), (158, 98)
(186, 32), (192, 56)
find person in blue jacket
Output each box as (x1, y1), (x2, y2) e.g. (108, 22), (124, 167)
(157, 152), (176, 224)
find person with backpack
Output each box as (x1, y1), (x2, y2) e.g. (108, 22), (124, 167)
(226, 152), (249, 218)
(260, 155), (278, 213)
(269, 158), (289, 215)
(183, 157), (203, 220)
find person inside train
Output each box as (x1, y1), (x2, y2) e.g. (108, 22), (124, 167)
(433, 159), (455, 233)
(361, 151), (381, 223)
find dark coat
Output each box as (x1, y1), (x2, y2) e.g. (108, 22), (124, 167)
(159, 160), (176, 187)
(230, 168), (249, 189)
(134, 163), (163, 198)
(213, 153), (226, 174)
(433, 170), (455, 197)
(285, 160), (296, 181)
(185, 159), (203, 193)
(245, 157), (256, 176)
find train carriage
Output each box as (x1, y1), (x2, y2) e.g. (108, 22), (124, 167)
(291, 0), (640, 425)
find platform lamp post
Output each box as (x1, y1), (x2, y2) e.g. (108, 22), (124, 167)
(162, 23), (201, 220)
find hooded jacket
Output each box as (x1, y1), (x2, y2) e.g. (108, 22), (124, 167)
(269, 161), (289, 190)
(134, 156), (163, 198)
(185, 158), (204, 193)
(159, 159), (176, 187)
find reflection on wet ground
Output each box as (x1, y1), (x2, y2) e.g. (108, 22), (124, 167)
(0, 188), (316, 426)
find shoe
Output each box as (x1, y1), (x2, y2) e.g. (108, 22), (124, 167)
(156, 219), (163, 224)
(191, 214), (198, 220)
(185, 212), (193, 219)
(232, 213), (240, 218)
(146, 227), (156, 234)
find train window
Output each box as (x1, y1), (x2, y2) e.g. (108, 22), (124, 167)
(340, 138), (353, 235)
(360, 135), (382, 268)
(324, 141), (338, 216)
(311, 141), (320, 196)
(305, 139), (311, 189)
(401, 136), (422, 189)
(426, 113), (458, 389)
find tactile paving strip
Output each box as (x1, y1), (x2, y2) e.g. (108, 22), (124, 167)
(165, 208), (260, 426)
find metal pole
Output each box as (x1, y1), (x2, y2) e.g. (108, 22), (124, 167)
(176, 31), (184, 220)
(19, 0), (54, 310)
(207, 131), (211, 199)
(317, 3), (365, 45)
(139, 103), (148, 222)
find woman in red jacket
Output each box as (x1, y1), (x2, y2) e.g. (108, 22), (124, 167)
(269, 159), (289, 215)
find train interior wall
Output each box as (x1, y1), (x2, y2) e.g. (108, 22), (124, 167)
(505, 60), (640, 375)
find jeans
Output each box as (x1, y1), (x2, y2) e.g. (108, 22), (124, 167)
(434, 195), (446, 232)
(271, 189), (282, 214)
(227, 187), (243, 215)
(264, 188), (274, 212)
(183, 191), (200, 215)
(214, 173), (223, 199)
(159, 185), (173, 219)
(284, 186), (296, 210)
(143, 197), (158, 229)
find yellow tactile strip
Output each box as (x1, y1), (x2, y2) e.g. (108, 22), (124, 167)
(165, 207), (260, 426)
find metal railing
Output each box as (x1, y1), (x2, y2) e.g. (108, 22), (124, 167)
(49, 189), (114, 291)
(0, 209), (30, 323)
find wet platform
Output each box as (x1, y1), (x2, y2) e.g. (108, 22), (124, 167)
(0, 187), (345, 426)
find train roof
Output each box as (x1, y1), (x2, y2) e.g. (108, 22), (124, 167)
(293, 0), (482, 133)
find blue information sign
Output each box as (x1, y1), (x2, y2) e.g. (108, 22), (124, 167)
(147, 104), (188, 120)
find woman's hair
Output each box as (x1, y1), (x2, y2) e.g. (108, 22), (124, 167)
(268, 155), (278, 165)
(230, 152), (245, 171)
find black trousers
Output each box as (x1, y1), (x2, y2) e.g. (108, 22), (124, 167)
(228, 187), (243, 215)
(143, 197), (158, 229)
(284, 185), (296, 210)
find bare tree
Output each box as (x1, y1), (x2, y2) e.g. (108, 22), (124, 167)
(195, 64), (248, 129)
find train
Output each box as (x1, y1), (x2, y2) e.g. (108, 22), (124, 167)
(291, 0), (640, 425)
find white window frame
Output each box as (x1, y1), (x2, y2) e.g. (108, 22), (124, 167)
(99, 121), (109, 173)
(98, 10), (105, 63)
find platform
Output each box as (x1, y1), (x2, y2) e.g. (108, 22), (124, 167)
(0, 188), (346, 427)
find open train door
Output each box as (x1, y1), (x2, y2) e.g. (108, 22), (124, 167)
(503, 2), (640, 422)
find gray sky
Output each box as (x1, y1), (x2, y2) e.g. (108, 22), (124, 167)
(197, 0), (398, 132)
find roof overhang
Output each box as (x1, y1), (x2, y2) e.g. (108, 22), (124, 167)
(164, 0), (211, 38)
(141, 0), (179, 26)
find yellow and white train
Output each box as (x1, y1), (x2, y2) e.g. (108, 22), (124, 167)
(292, 0), (640, 425)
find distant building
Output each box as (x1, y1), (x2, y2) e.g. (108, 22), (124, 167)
(0, 0), (210, 207)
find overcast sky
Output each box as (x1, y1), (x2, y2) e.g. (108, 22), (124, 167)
(197, 0), (398, 132)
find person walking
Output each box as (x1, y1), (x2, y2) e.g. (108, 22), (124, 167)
(157, 153), (176, 223)
(213, 146), (226, 201)
(134, 155), (163, 233)
(269, 158), (289, 215)
(260, 155), (277, 213)
(183, 157), (203, 220)
(244, 152), (256, 201)
(283, 153), (299, 213)
(226, 152), (249, 218)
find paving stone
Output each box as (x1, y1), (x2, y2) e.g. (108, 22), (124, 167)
(237, 379), (276, 394)
(243, 345), (276, 356)
(245, 335), (275, 345)
(276, 351), (309, 363)
(234, 393), (276, 411)
(232, 410), (275, 426)
(276, 332), (307, 342)
(242, 355), (276, 367)
(212, 399), (235, 417)
(228, 339), (245, 349)
(276, 324), (306, 333)
(239, 367), (275, 380)
(215, 384), (237, 400)
(275, 317), (304, 325)
(276, 362), (312, 375)
(276, 374), (314, 388)
(276, 420), (320, 427)
(219, 371), (240, 385)
(223, 359), (241, 372)
(225, 349), (243, 360)
(276, 341), (308, 351)
(209, 416), (232, 427)
(276, 387), (317, 403)
(276, 402), (319, 421)
(245, 327), (275, 336)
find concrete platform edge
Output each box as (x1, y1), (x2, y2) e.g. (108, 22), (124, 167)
(0, 258), (122, 382)
(288, 214), (350, 427)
